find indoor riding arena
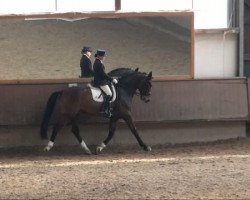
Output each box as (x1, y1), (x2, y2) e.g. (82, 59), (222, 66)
(0, 1), (250, 199)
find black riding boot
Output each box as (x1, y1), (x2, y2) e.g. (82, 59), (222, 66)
(101, 95), (111, 118)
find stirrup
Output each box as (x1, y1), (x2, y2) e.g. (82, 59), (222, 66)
(101, 112), (112, 118)
(100, 110), (112, 118)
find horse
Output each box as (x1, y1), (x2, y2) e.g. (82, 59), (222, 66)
(40, 68), (153, 154)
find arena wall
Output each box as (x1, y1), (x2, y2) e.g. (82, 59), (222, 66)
(0, 121), (245, 148)
(0, 79), (247, 125)
(0, 79), (247, 148)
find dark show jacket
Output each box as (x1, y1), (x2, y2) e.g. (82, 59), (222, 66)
(80, 54), (93, 77)
(93, 58), (112, 86)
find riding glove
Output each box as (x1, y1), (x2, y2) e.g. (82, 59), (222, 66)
(112, 78), (118, 84)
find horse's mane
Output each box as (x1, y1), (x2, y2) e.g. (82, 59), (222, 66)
(108, 67), (135, 77)
(119, 71), (147, 84)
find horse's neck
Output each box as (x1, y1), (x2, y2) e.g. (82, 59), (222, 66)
(117, 74), (144, 108)
(120, 76), (140, 97)
(118, 73), (144, 97)
(117, 87), (135, 110)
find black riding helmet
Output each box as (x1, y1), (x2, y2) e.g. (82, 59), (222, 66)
(81, 46), (92, 54)
(95, 49), (106, 57)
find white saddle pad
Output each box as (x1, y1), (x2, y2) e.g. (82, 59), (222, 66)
(87, 83), (116, 103)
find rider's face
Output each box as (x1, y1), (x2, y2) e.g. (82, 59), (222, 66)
(99, 56), (106, 61)
(86, 51), (92, 57)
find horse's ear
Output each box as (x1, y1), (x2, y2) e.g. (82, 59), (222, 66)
(135, 68), (139, 72)
(148, 71), (152, 80)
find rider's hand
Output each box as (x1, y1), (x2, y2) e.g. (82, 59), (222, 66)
(112, 78), (118, 84)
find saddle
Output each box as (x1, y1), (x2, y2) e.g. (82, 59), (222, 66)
(87, 83), (116, 103)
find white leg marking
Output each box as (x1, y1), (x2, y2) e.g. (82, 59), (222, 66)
(96, 142), (106, 153)
(44, 141), (54, 152)
(81, 140), (91, 154)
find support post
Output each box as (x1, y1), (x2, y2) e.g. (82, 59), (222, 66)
(115, 0), (121, 11)
(239, 0), (244, 76)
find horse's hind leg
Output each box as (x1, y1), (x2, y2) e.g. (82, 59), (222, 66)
(71, 120), (91, 155)
(44, 123), (64, 151)
(44, 115), (68, 152)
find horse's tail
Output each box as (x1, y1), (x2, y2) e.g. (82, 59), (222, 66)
(40, 91), (62, 139)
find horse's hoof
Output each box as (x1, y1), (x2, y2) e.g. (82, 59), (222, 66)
(44, 146), (50, 152)
(144, 146), (152, 152)
(85, 149), (92, 155)
(95, 147), (102, 155)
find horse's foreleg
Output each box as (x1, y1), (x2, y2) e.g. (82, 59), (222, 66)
(124, 116), (151, 151)
(96, 117), (117, 154)
(71, 120), (91, 155)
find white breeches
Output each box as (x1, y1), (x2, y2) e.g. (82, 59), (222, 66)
(100, 85), (112, 96)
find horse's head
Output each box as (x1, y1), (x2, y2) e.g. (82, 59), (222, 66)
(119, 70), (153, 103)
(137, 72), (153, 103)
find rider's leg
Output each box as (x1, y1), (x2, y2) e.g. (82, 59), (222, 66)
(100, 85), (112, 117)
(100, 85), (112, 96)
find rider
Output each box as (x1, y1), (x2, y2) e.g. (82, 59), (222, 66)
(93, 49), (118, 117)
(80, 46), (93, 77)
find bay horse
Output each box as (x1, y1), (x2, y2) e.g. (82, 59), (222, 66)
(40, 68), (152, 154)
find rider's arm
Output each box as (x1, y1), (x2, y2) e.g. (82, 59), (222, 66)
(96, 62), (113, 82)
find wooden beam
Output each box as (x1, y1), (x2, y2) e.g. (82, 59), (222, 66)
(0, 11), (193, 20)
